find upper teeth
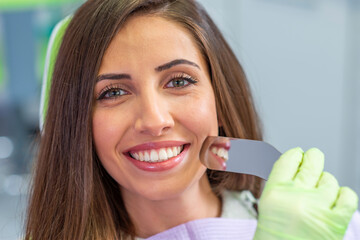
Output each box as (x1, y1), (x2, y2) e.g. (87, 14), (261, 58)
(211, 147), (228, 161)
(130, 145), (184, 162)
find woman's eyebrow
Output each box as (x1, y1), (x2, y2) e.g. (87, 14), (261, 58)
(96, 59), (199, 81)
(96, 73), (131, 82)
(155, 59), (200, 72)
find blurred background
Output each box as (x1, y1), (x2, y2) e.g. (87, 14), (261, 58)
(0, 0), (359, 239)
(0, 1), (83, 239)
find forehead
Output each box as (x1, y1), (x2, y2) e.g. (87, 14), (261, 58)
(100, 15), (206, 72)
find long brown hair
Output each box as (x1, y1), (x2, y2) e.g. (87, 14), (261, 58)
(26, 0), (263, 239)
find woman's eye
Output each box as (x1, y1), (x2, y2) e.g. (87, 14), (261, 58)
(166, 76), (197, 88)
(97, 88), (128, 100)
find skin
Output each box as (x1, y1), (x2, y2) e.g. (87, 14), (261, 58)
(92, 15), (221, 238)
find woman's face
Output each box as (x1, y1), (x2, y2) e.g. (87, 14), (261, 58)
(93, 15), (218, 201)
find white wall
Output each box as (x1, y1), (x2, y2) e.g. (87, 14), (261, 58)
(198, 0), (360, 202)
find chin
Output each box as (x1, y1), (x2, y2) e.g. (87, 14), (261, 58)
(130, 166), (208, 201)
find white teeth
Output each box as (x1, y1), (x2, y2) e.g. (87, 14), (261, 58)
(129, 145), (185, 162)
(211, 147), (217, 154)
(210, 147), (228, 161)
(139, 152), (144, 161)
(172, 147), (177, 155)
(133, 152), (140, 160)
(218, 148), (225, 158)
(159, 148), (167, 160)
(150, 150), (159, 162)
(144, 152), (150, 161)
(166, 148), (174, 158)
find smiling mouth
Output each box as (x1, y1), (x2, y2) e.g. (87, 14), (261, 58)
(210, 146), (228, 161)
(128, 144), (185, 163)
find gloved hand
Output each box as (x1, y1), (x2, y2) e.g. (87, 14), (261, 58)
(253, 147), (358, 240)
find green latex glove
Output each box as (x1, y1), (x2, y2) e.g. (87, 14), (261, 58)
(253, 147), (358, 240)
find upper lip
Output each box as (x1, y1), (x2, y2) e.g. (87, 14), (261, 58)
(123, 141), (188, 153)
(210, 141), (231, 150)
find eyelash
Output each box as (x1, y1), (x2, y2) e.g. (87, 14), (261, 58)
(97, 83), (129, 100)
(96, 73), (198, 101)
(165, 73), (198, 89)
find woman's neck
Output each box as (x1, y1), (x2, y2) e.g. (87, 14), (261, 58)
(121, 174), (221, 238)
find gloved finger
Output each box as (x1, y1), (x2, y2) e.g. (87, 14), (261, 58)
(333, 187), (358, 215)
(316, 171), (339, 208)
(293, 148), (324, 188)
(267, 147), (303, 185)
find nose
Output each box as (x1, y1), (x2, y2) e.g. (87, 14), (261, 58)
(134, 92), (175, 136)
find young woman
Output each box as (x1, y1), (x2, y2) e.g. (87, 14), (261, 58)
(26, 0), (359, 239)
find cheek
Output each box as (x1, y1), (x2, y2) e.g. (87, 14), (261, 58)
(178, 91), (218, 139)
(93, 111), (111, 148)
(92, 108), (127, 160)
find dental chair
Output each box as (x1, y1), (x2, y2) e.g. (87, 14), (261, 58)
(39, 16), (71, 130)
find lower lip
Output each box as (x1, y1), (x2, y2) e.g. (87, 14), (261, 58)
(125, 144), (190, 172)
(210, 152), (227, 171)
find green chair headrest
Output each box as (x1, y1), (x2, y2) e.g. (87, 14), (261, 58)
(40, 15), (71, 131)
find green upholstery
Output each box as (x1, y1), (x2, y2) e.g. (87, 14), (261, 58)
(39, 16), (71, 130)
(0, 0), (79, 11)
